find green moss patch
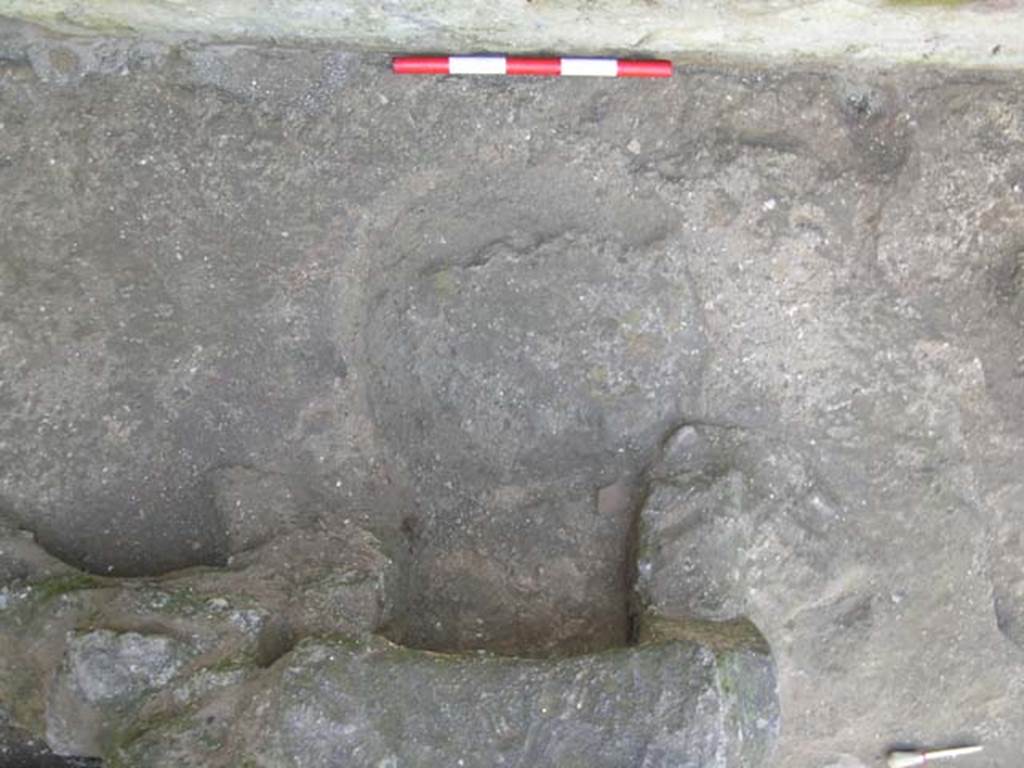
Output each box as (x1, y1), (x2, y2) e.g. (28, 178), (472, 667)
(32, 573), (106, 602)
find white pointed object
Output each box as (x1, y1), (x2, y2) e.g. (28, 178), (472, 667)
(887, 746), (983, 768)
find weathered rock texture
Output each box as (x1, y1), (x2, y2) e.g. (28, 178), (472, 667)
(127, 637), (776, 768)
(1, 21), (1024, 768)
(0, 513), (778, 766)
(0, 512), (396, 762)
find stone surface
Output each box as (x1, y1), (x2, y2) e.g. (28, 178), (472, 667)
(114, 637), (777, 768)
(2, 0), (1024, 68)
(993, 491), (1024, 648)
(0, 521), (393, 759)
(365, 214), (705, 487)
(1, 22), (1024, 768)
(0, 721), (100, 768)
(46, 630), (192, 755)
(638, 428), (856, 626)
(209, 466), (306, 555)
(0, 519), (777, 766)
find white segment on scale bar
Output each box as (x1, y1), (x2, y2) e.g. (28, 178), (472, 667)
(560, 58), (618, 77)
(448, 56), (507, 75)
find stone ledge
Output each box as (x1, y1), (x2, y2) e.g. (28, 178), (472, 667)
(2, 0), (1023, 68)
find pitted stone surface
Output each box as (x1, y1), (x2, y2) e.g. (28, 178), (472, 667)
(209, 638), (776, 768)
(1, 24), (1024, 768)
